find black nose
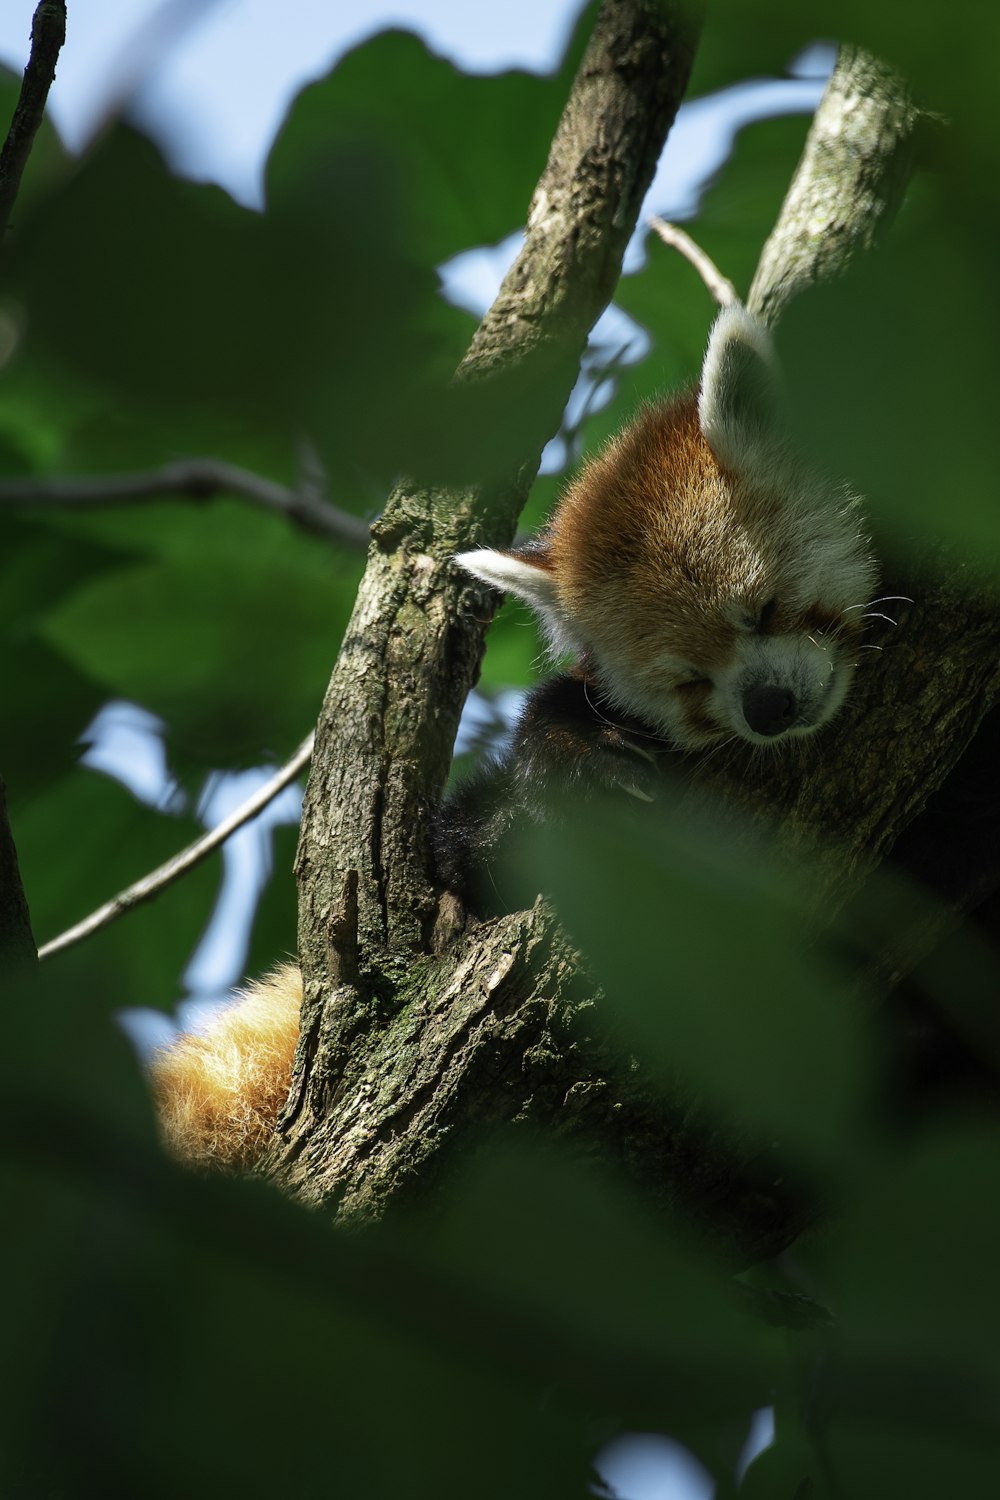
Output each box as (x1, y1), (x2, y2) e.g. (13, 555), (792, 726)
(743, 685), (797, 737)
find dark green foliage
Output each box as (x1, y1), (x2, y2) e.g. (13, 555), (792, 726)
(4, 5), (1000, 1497)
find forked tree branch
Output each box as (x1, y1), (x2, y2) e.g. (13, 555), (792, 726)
(264, 39), (958, 1257)
(294, 0), (704, 984)
(0, 0), (65, 245)
(273, 0), (707, 1207)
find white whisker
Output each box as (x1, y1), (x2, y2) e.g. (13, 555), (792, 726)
(844, 594), (913, 613)
(582, 679), (663, 740)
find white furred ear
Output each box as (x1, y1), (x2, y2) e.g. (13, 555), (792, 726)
(456, 547), (560, 613)
(698, 303), (784, 472)
(455, 547), (571, 650)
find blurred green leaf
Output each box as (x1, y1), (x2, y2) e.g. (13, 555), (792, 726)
(14, 764), (219, 1010)
(816, 1127), (1000, 1498)
(422, 1137), (779, 1432)
(0, 516), (124, 798)
(687, 10), (821, 97)
(37, 501), (359, 762)
(532, 799), (870, 1173)
(266, 28), (569, 268)
(781, 181), (1000, 567)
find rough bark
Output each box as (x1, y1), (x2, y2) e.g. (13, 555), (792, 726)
(293, 0), (702, 984)
(265, 40), (975, 1261)
(277, 902), (813, 1262)
(747, 47), (920, 327)
(273, 0), (704, 1193)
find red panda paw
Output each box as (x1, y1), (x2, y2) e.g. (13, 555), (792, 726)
(587, 729), (662, 803)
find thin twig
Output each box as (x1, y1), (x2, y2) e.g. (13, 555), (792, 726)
(648, 216), (737, 307)
(0, 2), (66, 245)
(38, 733), (314, 962)
(0, 458), (371, 548)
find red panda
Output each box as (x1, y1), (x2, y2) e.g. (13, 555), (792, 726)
(459, 304), (874, 754)
(151, 304), (876, 1169)
(438, 304), (876, 900)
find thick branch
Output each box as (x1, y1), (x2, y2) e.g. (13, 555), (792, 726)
(0, 1), (65, 245)
(748, 45), (920, 326)
(0, 459), (370, 548)
(272, 0), (704, 1205)
(268, 901), (809, 1263)
(293, 0), (702, 984)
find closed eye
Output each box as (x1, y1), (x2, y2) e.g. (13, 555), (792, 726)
(757, 597), (778, 633)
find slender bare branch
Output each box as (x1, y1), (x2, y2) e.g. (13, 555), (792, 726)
(38, 733), (314, 962)
(648, 216), (737, 306)
(0, 458), (371, 548)
(0, 1), (66, 245)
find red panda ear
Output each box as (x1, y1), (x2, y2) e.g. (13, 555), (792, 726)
(456, 544), (560, 614)
(697, 304), (784, 473)
(455, 543), (574, 649)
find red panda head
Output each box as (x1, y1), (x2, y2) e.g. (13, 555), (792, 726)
(457, 305), (877, 751)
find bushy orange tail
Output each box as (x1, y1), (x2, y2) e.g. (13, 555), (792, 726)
(150, 964), (302, 1171)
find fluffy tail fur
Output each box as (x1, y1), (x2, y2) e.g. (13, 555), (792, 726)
(150, 964), (302, 1170)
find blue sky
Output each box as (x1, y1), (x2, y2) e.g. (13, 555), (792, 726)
(0, 0), (828, 212)
(0, 0), (581, 200)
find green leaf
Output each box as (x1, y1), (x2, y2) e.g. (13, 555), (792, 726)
(266, 29), (568, 269)
(0, 516), (132, 800)
(781, 185), (1000, 568)
(816, 1127), (1000, 1498)
(15, 765), (219, 1010)
(687, 11), (821, 97)
(531, 799), (870, 1174)
(37, 501), (361, 763)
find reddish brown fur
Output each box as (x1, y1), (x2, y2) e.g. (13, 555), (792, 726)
(550, 396), (746, 669)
